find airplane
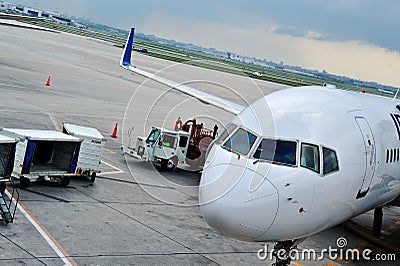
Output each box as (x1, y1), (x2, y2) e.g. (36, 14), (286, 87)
(120, 28), (400, 265)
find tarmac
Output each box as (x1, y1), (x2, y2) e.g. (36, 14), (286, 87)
(0, 23), (399, 265)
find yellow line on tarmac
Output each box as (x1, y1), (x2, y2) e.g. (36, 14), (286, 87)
(360, 241), (373, 248)
(103, 148), (117, 155)
(101, 160), (123, 171)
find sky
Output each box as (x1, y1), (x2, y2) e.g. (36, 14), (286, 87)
(8, 0), (400, 87)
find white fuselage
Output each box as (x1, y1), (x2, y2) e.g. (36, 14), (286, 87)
(199, 86), (400, 242)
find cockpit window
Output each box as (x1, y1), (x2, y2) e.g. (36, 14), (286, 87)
(223, 128), (257, 155)
(253, 139), (297, 166)
(323, 147), (339, 174)
(300, 143), (320, 173)
(215, 123), (237, 144)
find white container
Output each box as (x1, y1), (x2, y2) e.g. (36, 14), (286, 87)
(1, 128), (82, 187)
(62, 123), (106, 182)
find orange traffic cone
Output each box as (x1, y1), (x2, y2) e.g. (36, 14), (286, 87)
(46, 76), (51, 86)
(111, 123), (118, 138)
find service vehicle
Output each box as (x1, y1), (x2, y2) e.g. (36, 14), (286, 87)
(122, 118), (218, 171)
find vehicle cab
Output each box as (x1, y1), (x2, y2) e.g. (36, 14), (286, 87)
(123, 126), (191, 171)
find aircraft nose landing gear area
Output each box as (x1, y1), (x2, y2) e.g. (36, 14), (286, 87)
(272, 240), (298, 266)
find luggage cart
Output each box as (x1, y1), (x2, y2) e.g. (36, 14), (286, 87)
(62, 123), (106, 182)
(2, 129), (82, 188)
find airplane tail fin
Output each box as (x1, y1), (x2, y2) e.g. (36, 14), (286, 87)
(120, 28), (135, 67)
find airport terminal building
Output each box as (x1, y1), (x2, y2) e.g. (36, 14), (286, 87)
(0, 1), (75, 26)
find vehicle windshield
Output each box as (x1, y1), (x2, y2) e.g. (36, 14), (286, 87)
(223, 128), (257, 155)
(253, 139), (297, 166)
(146, 129), (160, 145)
(159, 134), (177, 149)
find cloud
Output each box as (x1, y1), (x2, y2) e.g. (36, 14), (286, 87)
(267, 25), (280, 33)
(273, 26), (304, 38)
(142, 13), (400, 87)
(305, 30), (327, 40)
(297, 40), (400, 87)
(272, 26), (327, 40)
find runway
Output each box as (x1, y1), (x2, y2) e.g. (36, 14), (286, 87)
(0, 24), (398, 265)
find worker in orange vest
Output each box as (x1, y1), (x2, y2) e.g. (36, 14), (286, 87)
(174, 117), (183, 131)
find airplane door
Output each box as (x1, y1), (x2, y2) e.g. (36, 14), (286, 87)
(355, 116), (376, 199)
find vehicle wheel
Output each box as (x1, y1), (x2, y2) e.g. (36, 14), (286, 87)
(19, 176), (30, 188)
(60, 177), (70, 187)
(160, 159), (176, 172)
(90, 172), (96, 183)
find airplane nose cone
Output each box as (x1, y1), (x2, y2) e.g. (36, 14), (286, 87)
(199, 163), (278, 241)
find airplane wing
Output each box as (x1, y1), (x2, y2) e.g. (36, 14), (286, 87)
(120, 28), (245, 116)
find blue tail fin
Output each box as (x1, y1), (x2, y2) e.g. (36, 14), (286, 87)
(120, 28), (135, 67)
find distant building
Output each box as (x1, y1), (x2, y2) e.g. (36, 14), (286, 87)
(0, 1), (12, 10)
(0, 1), (75, 26)
(22, 7), (42, 17)
(0, 1), (17, 12)
(0, 2), (41, 17)
(50, 15), (73, 25)
(41, 12), (50, 18)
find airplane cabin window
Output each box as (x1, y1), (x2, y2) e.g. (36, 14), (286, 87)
(223, 128), (257, 155)
(386, 149), (389, 163)
(300, 143), (320, 173)
(390, 149), (393, 163)
(253, 139), (297, 166)
(215, 123), (237, 144)
(322, 147), (339, 175)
